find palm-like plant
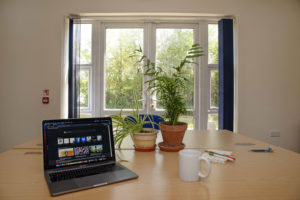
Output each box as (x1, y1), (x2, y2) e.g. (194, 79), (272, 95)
(133, 44), (204, 125)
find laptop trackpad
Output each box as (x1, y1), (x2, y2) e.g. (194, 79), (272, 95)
(73, 172), (116, 187)
(51, 180), (78, 195)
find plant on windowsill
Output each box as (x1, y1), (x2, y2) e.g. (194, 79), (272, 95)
(133, 44), (204, 151)
(111, 94), (158, 152)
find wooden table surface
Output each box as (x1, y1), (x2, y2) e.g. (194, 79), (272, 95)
(13, 130), (271, 150)
(3, 130), (300, 199)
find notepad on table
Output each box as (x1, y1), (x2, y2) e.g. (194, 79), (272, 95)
(202, 149), (233, 164)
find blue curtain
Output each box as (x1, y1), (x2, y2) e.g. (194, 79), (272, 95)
(218, 19), (234, 131)
(68, 18), (81, 118)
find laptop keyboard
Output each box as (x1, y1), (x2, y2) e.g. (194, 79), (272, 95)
(49, 164), (122, 182)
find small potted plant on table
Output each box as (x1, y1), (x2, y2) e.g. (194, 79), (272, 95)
(133, 44), (204, 151)
(111, 96), (159, 152)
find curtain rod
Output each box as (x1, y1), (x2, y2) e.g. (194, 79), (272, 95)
(67, 13), (234, 21)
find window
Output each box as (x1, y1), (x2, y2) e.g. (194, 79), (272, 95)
(74, 24), (93, 118)
(74, 18), (219, 130)
(207, 24), (219, 130)
(104, 28), (143, 110)
(155, 28), (195, 129)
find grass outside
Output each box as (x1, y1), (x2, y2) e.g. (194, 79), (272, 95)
(178, 115), (194, 129)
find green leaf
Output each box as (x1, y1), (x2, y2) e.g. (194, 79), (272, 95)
(186, 54), (204, 58)
(188, 50), (204, 54)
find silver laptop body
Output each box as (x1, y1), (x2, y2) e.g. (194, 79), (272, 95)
(42, 117), (138, 196)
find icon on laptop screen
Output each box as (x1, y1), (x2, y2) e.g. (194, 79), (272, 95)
(81, 137), (86, 143)
(58, 148), (74, 157)
(64, 138), (69, 144)
(74, 146), (89, 155)
(89, 145), (103, 153)
(75, 137), (81, 143)
(86, 136), (91, 142)
(70, 138), (75, 144)
(57, 138), (63, 145)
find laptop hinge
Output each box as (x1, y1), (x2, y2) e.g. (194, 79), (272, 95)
(46, 160), (116, 174)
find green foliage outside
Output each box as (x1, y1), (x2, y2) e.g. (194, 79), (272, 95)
(211, 70), (219, 108)
(208, 113), (219, 129)
(208, 24), (219, 64)
(178, 115), (194, 129)
(105, 29), (143, 109)
(79, 70), (89, 107)
(156, 29), (194, 109)
(78, 26), (220, 128)
(80, 47), (91, 64)
(133, 44), (204, 125)
(208, 25), (219, 108)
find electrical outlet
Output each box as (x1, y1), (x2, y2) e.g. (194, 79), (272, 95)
(270, 130), (280, 137)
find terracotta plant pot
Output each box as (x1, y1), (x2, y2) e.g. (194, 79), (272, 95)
(159, 121), (188, 146)
(133, 128), (158, 151)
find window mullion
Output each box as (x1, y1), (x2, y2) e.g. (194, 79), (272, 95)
(98, 22), (105, 117)
(93, 22), (100, 117)
(193, 24), (200, 130)
(143, 22), (151, 114)
(199, 22), (209, 130)
(147, 22), (157, 115)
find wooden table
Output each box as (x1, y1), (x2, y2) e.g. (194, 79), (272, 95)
(13, 138), (43, 150)
(13, 130), (271, 150)
(3, 130), (300, 199)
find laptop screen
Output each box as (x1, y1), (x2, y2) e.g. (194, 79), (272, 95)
(42, 118), (115, 169)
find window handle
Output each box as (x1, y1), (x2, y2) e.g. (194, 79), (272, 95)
(150, 98), (158, 109)
(151, 98), (158, 102)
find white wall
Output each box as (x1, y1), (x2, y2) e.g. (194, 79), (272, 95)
(0, 0), (300, 153)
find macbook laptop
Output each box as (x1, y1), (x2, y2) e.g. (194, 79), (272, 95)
(42, 117), (138, 196)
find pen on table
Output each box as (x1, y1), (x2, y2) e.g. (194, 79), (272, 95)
(249, 147), (274, 153)
(205, 150), (236, 161)
(213, 154), (235, 161)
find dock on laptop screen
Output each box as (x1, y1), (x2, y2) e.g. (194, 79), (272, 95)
(43, 119), (114, 168)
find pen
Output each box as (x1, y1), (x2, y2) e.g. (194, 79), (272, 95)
(249, 147), (273, 153)
(213, 154), (235, 161)
(205, 150), (236, 160)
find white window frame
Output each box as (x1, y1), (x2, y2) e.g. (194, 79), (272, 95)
(151, 23), (200, 130)
(77, 17), (219, 130)
(207, 23), (219, 129)
(79, 66), (92, 113)
(99, 22), (146, 116)
(74, 21), (95, 118)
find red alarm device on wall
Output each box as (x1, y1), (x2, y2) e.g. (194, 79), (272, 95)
(42, 97), (49, 104)
(42, 89), (50, 104)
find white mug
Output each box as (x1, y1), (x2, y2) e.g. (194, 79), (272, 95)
(179, 149), (211, 182)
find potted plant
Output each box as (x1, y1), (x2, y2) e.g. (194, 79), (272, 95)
(111, 95), (158, 152)
(133, 44), (204, 151)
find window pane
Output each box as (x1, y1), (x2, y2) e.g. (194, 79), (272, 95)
(80, 113), (92, 118)
(208, 113), (218, 130)
(208, 24), (218, 64)
(155, 28), (194, 109)
(79, 70), (89, 108)
(105, 29), (143, 109)
(178, 114), (194, 129)
(210, 70), (219, 108)
(75, 24), (92, 64)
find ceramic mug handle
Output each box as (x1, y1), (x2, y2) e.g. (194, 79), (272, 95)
(198, 156), (211, 178)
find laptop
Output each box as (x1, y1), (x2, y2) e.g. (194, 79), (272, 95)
(42, 117), (138, 196)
